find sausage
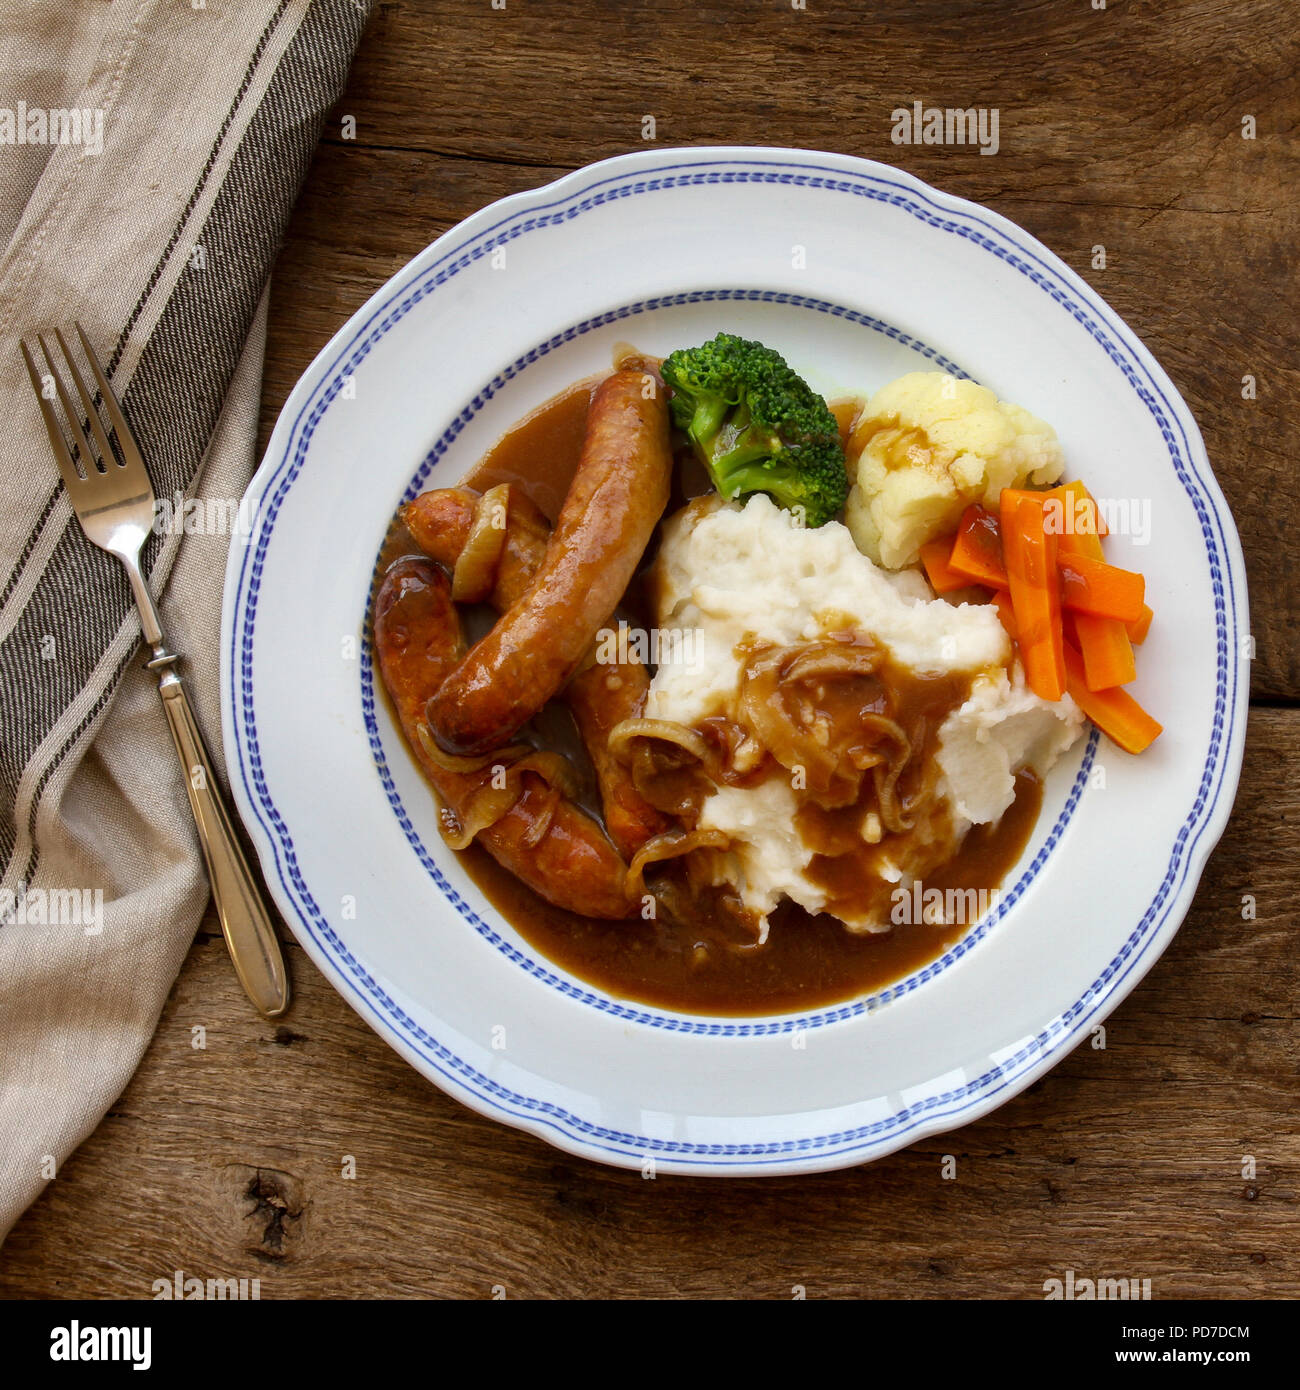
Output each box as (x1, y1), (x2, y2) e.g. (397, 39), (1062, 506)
(403, 486), (550, 613)
(374, 557), (636, 920)
(424, 369), (671, 756)
(401, 485), (670, 858)
(564, 663), (669, 858)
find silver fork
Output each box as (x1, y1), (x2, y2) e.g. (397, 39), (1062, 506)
(21, 324), (289, 1018)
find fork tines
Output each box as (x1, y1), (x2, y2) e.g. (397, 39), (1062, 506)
(20, 323), (142, 493)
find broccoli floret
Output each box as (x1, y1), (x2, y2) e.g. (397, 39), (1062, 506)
(661, 332), (849, 528)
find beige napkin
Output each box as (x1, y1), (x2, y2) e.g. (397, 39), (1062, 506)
(0, 0), (370, 1240)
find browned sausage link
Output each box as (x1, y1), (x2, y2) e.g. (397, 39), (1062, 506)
(402, 485), (669, 858)
(374, 557), (636, 920)
(563, 663), (669, 858)
(402, 487), (550, 612)
(425, 369), (672, 756)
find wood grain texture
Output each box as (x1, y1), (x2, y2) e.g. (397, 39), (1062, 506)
(3, 0), (1296, 1298)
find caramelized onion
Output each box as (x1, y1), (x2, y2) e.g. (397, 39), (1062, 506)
(611, 341), (663, 375)
(451, 482), (511, 602)
(782, 641), (883, 686)
(855, 713), (910, 762)
(608, 717), (713, 768)
(521, 785), (561, 847)
(735, 639), (923, 811)
(630, 743), (702, 819)
(626, 828), (732, 900)
(739, 652), (845, 799)
(610, 718), (718, 819)
(437, 782), (521, 851)
(511, 749), (581, 801)
(416, 723), (528, 774)
(873, 757), (914, 834)
(417, 729), (581, 849)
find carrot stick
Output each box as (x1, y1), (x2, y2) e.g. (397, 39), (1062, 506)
(956, 500), (1150, 631)
(1064, 643), (1162, 753)
(920, 538), (973, 594)
(1057, 552), (1145, 623)
(1072, 613), (1137, 688)
(1047, 481), (1136, 689)
(991, 589), (1018, 641)
(1126, 603), (1154, 645)
(1000, 490), (1065, 701)
(1045, 479), (1108, 539)
(948, 505), (1007, 587)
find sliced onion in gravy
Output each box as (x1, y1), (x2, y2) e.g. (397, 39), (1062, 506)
(451, 482), (511, 602)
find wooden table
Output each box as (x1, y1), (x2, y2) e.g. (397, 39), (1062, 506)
(3, 0), (1296, 1299)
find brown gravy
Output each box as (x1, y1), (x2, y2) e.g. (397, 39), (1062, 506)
(465, 770), (1040, 1015)
(464, 376), (597, 523)
(382, 379), (1044, 1015)
(828, 396), (862, 449)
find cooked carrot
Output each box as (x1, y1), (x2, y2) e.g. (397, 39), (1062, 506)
(1047, 483), (1104, 561)
(1047, 482), (1136, 689)
(1064, 643), (1162, 753)
(1061, 606), (1080, 650)
(948, 505), (1008, 587)
(956, 500), (1149, 632)
(1045, 478), (1108, 539)
(992, 588), (1018, 641)
(920, 537), (973, 594)
(1072, 612), (1137, 688)
(1003, 598), (1160, 750)
(1126, 603), (1154, 645)
(989, 482), (1157, 749)
(1000, 490), (1066, 701)
(1057, 552), (1145, 623)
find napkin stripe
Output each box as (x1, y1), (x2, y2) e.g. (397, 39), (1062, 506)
(1, 0), (370, 883)
(0, 1), (299, 874)
(104, 0), (295, 380)
(0, 1), (293, 621)
(0, 487), (62, 616)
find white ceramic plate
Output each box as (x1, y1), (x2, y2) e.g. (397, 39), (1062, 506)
(222, 147), (1248, 1176)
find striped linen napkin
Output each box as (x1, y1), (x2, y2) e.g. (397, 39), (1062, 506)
(0, 0), (371, 1238)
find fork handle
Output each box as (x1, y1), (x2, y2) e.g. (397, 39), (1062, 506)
(152, 658), (290, 1018)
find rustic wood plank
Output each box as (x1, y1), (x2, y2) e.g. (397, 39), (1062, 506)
(5, 0), (1294, 1301)
(1, 707), (1294, 1299)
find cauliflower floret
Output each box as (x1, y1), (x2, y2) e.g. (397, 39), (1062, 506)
(845, 371), (1065, 569)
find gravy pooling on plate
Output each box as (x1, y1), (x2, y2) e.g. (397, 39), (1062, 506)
(373, 356), (1058, 1014)
(460, 770), (1039, 1015)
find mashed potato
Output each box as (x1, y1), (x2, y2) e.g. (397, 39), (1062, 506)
(652, 494), (1011, 720)
(938, 666), (1084, 826)
(845, 371), (1065, 569)
(646, 494), (1083, 930)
